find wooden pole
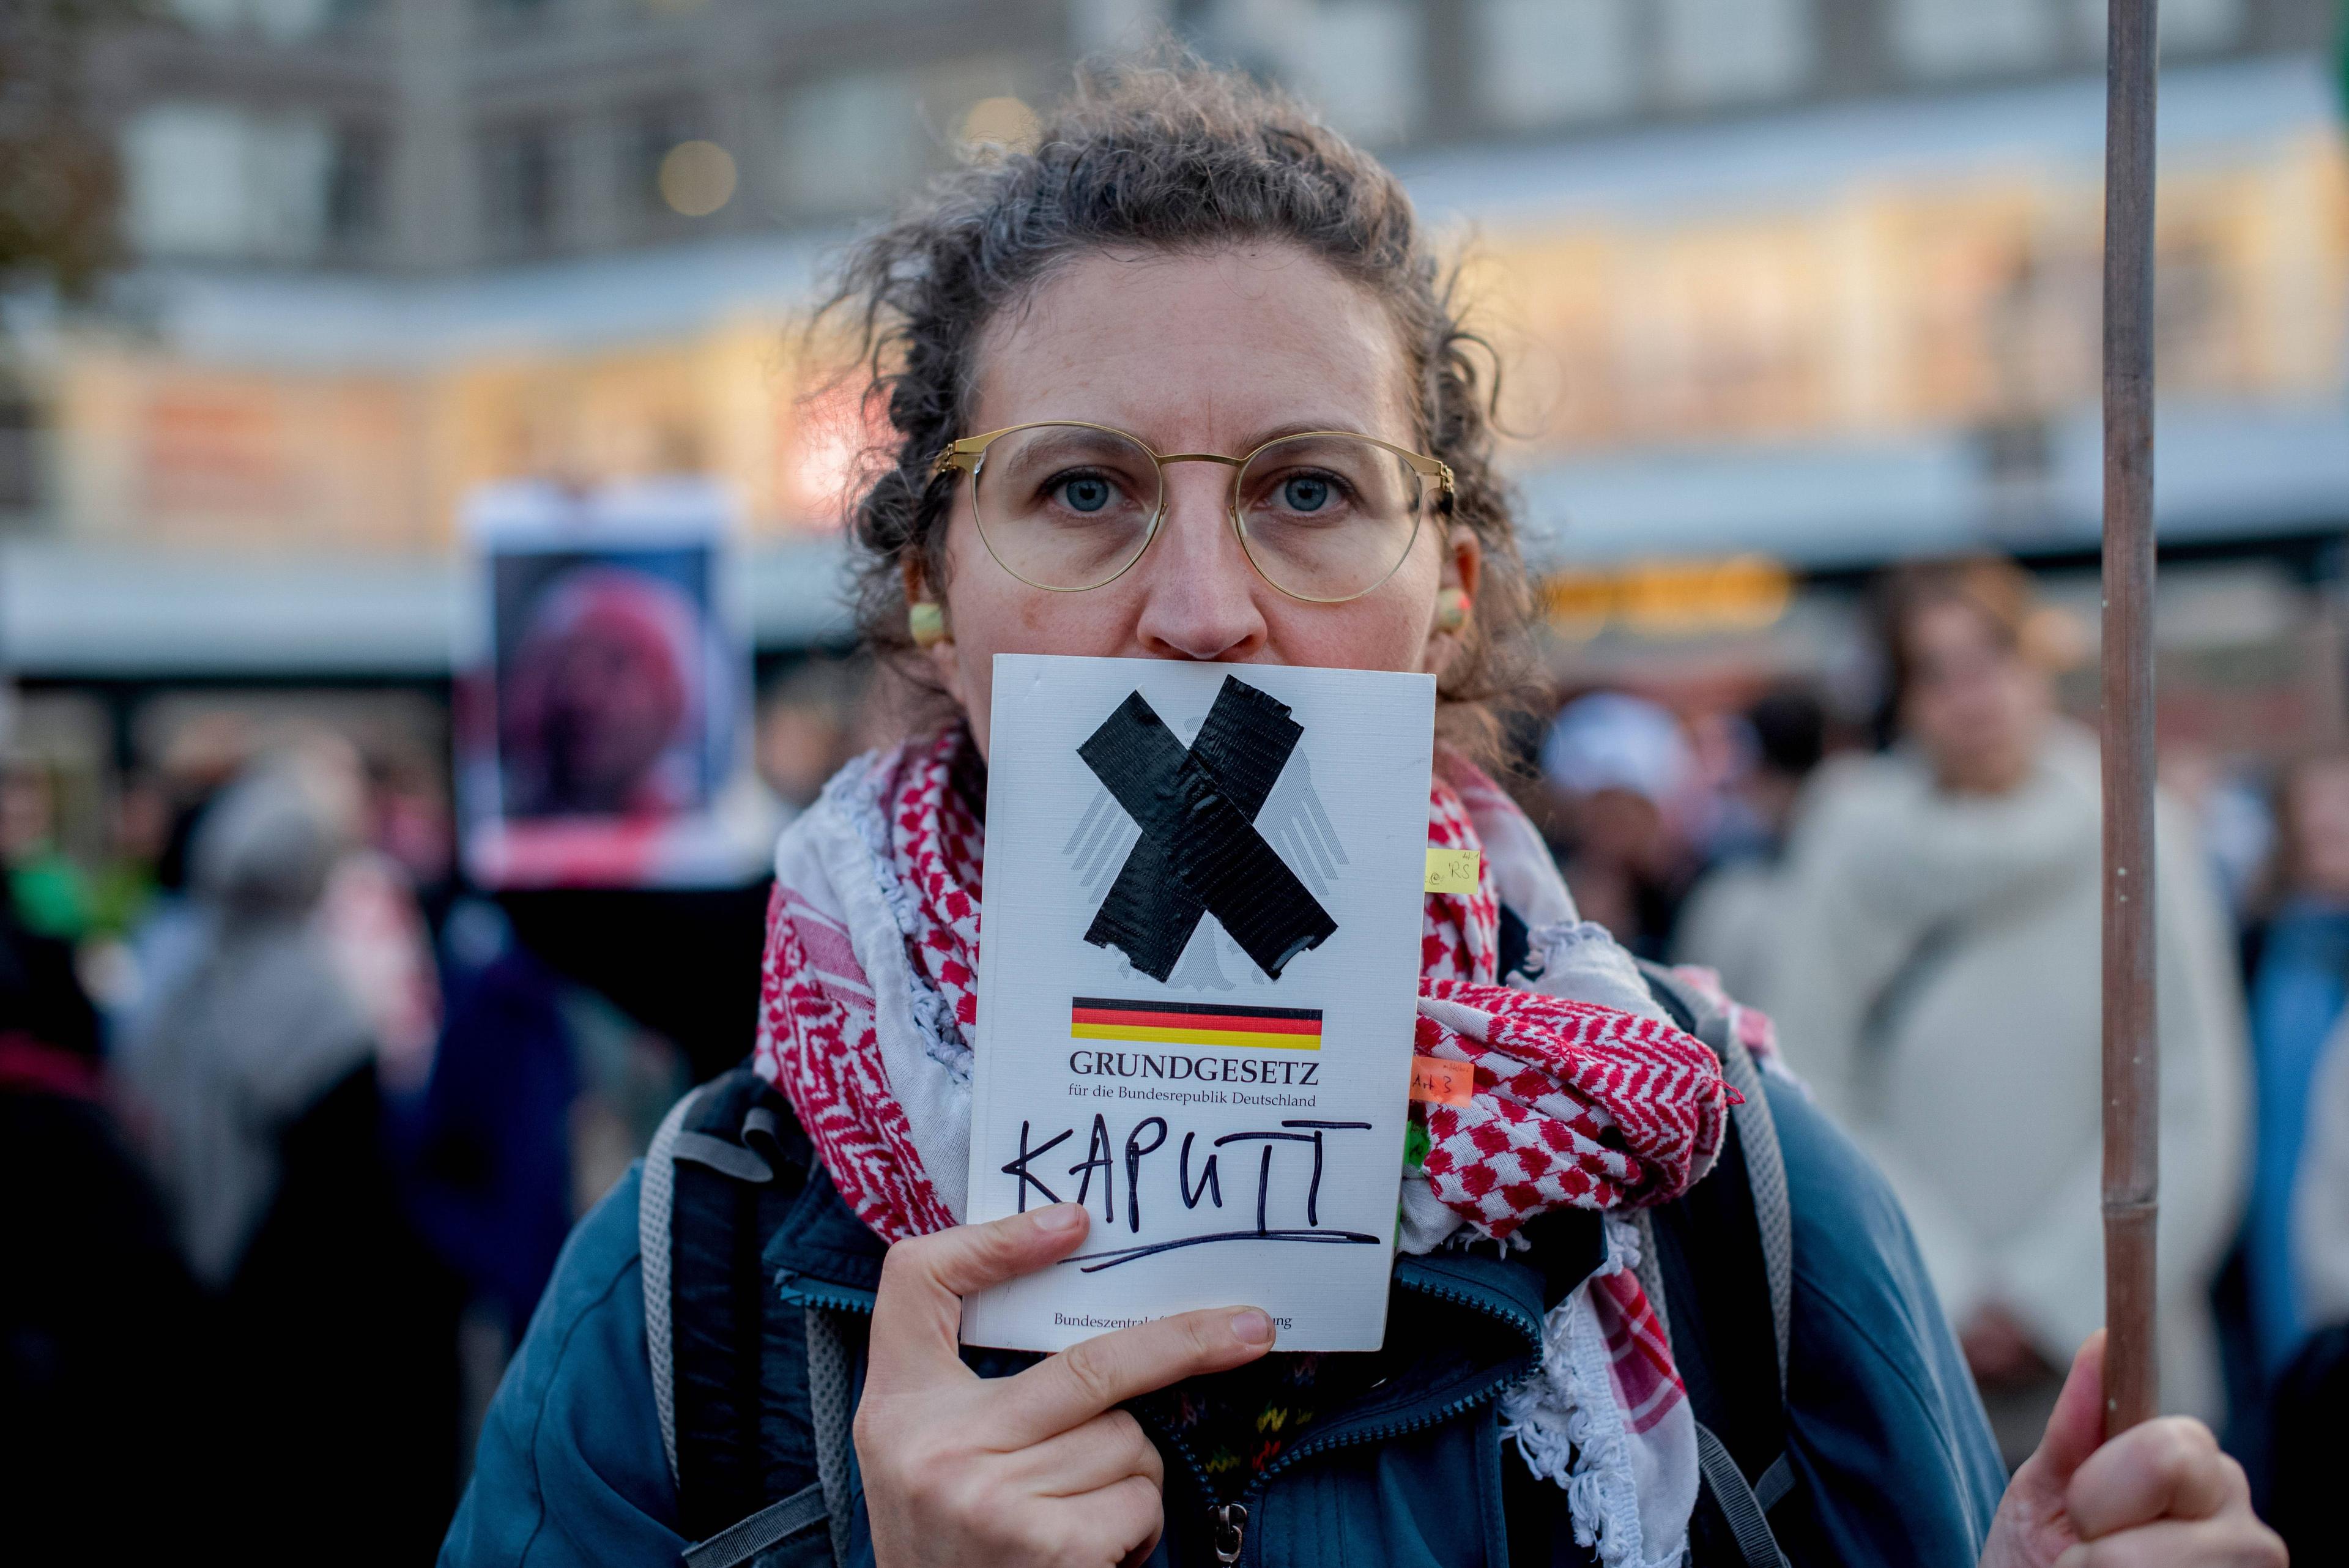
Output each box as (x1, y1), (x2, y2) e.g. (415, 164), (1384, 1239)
(2101, 0), (2161, 1437)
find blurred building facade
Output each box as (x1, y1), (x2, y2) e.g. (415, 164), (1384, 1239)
(0, 0), (2344, 751)
(70, 0), (2340, 277)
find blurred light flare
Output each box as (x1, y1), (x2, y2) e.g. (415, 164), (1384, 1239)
(658, 141), (736, 217)
(1540, 555), (1795, 641)
(959, 96), (1041, 155)
(782, 378), (892, 531)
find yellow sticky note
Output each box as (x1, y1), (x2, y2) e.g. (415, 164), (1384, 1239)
(1424, 848), (1481, 895)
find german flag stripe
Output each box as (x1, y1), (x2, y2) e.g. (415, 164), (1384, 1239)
(1069, 1006), (1321, 1036)
(1069, 997), (1322, 1024)
(1068, 997), (1324, 1052)
(1069, 1023), (1319, 1051)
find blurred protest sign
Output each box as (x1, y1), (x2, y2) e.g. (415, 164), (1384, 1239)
(455, 478), (774, 888)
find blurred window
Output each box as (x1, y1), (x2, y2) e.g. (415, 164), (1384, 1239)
(773, 69), (921, 217)
(121, 103), (335, 262)
(0, 388), (39, 515)
(1283, 1), (1425, 146)
(324, 125), (384, 251)
(1658, 0), (1813, 107)
(630, 102), (704, 219)
(483, 124), (561, 252)
(2156, 0), (2243, 51)
(1891, 0), (2060, 80)
(2070, 0), (2243, 55)
(169, 0), (344, 41)
(1184, 0), (1425, 146)
(1475, 0), (1638, 129)
(1074, 0), (1174, 53)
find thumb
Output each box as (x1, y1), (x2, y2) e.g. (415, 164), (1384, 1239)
(865, 1203), (1091, 1391)
(2020, 1330), (2108, 1489)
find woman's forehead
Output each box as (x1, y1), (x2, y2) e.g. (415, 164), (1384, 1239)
(971, 245), (1416, 446)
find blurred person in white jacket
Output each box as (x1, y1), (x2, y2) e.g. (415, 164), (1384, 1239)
(1758, 558), (2248, 1463)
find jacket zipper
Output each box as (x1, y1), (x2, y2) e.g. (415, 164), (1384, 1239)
(1211, 1502), (1249, 1564)
(774, 1269), (878, 1317)
(1163, 1271), (1541, 1567)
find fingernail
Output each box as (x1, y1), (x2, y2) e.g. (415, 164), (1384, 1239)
(1033, 1203), (1086, 1233)
(1230, 1309), (1275, 1347)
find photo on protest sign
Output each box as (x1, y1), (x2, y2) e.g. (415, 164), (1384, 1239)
(456, 479), (771, 888)
(962, 654), (1436, 1353)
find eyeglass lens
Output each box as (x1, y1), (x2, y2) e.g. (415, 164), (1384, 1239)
(971, 425), (1160, 592)
(1235, 433), (1424, 603)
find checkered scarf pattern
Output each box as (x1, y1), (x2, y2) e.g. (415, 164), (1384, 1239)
(1414, 982), (1727, 1236)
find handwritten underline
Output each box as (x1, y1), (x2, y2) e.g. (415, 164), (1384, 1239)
(1061, 1227), (1383, 1272)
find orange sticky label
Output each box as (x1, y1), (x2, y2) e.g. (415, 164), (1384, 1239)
(1409, 1057), (1474, 1107)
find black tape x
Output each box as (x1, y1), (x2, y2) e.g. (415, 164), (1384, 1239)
(1078, 675), (1337, 983)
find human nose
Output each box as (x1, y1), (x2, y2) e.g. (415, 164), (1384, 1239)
(1130, 463), (1268, 663)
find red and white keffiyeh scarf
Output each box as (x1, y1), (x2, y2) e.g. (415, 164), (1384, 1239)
(756, 727), (1736, 1567)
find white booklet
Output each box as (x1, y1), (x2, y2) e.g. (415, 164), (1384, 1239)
(960, 654), (1436, 1352)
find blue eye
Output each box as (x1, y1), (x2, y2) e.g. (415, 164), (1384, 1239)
(1281, 475), (1332, 512)
(1058, 475), (1113, 513)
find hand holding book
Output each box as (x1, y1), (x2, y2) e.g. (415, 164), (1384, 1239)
(856, 1202), (1274, 1568)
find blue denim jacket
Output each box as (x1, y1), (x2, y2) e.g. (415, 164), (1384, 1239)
(441, 1080), (2004, 1566)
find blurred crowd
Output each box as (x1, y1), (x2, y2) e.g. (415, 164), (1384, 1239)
(5, 565), (2349, 1554)
(0, 662), (867, 1563)
(1531, 557), (2344, 1552)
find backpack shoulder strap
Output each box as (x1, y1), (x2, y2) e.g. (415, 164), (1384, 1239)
(1693, 1422), (1794, 1568)
(803, 1303), (856, 1567)
(641, 1068), (838, 1565)
(679, 1485), (829, 1568)
(642, 1081), (707, 1488)
(1636, 960), (1800, 1561)
(1714, 1025), (1792, 1399)
(1638, 960), (1792, 1396)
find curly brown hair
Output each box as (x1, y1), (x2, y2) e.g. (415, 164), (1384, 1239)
(817, 53), (1531, 735)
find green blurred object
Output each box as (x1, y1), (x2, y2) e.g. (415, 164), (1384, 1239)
(85, 859), (157, 940)
(10, 852), (91, 941)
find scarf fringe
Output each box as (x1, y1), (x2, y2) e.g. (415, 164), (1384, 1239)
(1501, 1218), (1688, 1568)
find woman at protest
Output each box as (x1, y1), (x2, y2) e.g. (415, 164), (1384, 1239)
(1757, 559), (2250, 1465)
(443, 59), (2279, 1568)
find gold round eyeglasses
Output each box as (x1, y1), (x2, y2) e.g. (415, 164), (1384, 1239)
(930, 421), (1453, 604)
